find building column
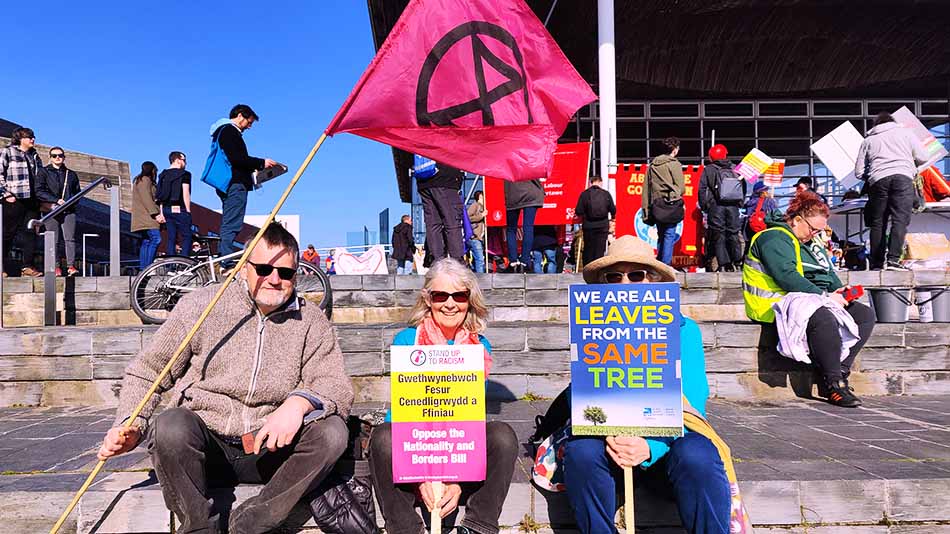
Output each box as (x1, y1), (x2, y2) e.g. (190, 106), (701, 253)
(598, 0), (617, 200)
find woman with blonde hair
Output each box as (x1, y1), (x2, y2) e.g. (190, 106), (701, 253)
(368, 258), (518, 534)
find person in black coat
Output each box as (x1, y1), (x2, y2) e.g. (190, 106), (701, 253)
(36, 146), (81, 275)
(391, 214), (415, 275)
(574, 176), (615, 267)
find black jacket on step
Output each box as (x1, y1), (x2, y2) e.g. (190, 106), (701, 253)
(215, 123), (265, 190)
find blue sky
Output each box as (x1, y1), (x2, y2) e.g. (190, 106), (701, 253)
(0, 1), (404, 249)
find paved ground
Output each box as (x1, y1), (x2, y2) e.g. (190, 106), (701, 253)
(2, 396), (950, 533)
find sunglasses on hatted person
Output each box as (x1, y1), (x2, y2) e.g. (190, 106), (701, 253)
(247, 261), (296, 280)
(602, 270), (649, 283)
(428, 290), (471, 303)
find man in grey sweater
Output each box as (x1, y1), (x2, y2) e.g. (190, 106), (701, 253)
(98, 223), (354, 534)
(855, 112), (929, 270)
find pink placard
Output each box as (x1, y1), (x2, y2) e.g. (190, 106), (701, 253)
(392, 420), (486, 483)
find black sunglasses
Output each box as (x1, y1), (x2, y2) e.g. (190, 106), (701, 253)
(247, 261), (296, 280)
(50, 153), (65, 158)
(603, 270), (649, 283)
(428, 290), (470, 303)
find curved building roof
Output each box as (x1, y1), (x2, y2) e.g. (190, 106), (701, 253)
(0, 117), (23, 138)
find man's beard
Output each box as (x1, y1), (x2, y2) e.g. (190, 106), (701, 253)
(254, 288), (292, 309)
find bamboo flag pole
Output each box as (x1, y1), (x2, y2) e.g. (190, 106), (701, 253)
(623, 466), (635, 532)
(431, 481), (444, 534)
(49, 133), (330, 534)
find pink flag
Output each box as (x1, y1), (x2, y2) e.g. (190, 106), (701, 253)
(326, 0), (596, 182)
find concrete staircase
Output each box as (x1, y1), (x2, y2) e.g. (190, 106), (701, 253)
(2, 272), (950, 533)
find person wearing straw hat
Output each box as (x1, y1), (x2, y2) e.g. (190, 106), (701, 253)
(563, 235), (734, 534)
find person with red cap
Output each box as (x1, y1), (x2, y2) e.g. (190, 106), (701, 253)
(698, 144), (747, 271)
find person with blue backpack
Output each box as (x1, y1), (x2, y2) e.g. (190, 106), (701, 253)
(202, 104), (277, 267)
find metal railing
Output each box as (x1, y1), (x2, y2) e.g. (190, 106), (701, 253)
(19, 177), (118, 326)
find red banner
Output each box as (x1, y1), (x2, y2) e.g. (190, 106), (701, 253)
(612, 163), (705, 269)
(485, 142), (590, 226)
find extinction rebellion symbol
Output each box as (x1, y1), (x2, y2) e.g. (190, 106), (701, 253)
(416, 21), (533, 127)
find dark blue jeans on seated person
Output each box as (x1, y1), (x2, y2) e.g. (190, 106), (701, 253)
(162, 207), (192, 257)
(564, 432), (730, 534)
(217, 182), (249, 266)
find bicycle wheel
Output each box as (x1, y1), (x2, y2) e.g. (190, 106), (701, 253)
(131, 257), (210, 324)
(296, 260), (333, 320)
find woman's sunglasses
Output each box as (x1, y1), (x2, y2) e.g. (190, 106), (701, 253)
(602, 270), (649, 283)
(247, 261), (296, 280)
(428, 290), (471, 303)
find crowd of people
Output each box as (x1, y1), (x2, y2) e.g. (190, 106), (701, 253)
(0, 104), (276, 277)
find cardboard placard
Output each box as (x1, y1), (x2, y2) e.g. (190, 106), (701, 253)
(390, 344), (486, 483)
(810, 121), (864, 190)
(569, 284), (684, 437)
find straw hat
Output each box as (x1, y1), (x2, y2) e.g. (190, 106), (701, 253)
(582, 235), (677, 283)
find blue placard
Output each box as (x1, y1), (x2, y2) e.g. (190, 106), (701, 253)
(569, 283), (683, 437)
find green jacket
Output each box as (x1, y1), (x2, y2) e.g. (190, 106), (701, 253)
(749, 211), (843, 294)
(642, 154), (685, 221)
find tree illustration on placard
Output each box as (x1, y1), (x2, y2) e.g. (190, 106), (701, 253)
(583, 406), (607, 426)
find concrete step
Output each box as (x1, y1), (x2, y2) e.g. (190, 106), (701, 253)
(5, 270), (950, 327)
(3, 398), (950, 533)
(2, 316), (950, 407)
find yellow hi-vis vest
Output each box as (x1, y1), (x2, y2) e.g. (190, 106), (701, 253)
(742, 226), (803, 323)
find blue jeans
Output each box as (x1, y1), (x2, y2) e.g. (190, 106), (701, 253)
(469, 238), (485, 273)
(506, 206), (537, 267)
(162, 208), (192, 257)
(217, 182), (249, 265)
(395, 259), (413, 275)
(531, 248), (556, 273)
(656, 223), (679, 266)
(138, 229), (161, 270)
(564, 432), (731, 534)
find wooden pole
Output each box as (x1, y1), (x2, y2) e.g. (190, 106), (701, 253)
(624, 466), (635, 532)
(431, 481), (444, 534)
(48, 133), (330, 534)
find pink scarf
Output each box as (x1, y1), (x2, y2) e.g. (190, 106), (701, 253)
(415, 316), (493, 377)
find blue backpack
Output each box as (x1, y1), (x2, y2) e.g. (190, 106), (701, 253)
(200, 125), (233, 193)
(412, 155), (437, 179)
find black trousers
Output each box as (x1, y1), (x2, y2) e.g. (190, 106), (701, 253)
(707, 204), (742, 269)
(420, 187), (464, 261)
(581, 226), (609, 267)
(368, 421), (518, 534)
(149, 407), (348, 534)
(1, 197), (39, 272)
(864, 175), (915, 267)
(806, 301), (876, 383)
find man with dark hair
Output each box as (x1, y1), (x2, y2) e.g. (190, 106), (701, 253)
(855, 111), (929, 270)
(98, 222), (353, 534)
(643, 136), (685, 266)
(210, 104), (277, 266)
(575, 175), (615, 267)
(391, 214), (415, 274)
(0, 127), (45, 276)
(37, 146), (81, 275)
(156, 151), (192, 256)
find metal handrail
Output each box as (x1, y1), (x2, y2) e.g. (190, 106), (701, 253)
(27, 176), (112, 231)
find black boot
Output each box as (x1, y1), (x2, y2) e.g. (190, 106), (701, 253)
(826, 379), (862, 408)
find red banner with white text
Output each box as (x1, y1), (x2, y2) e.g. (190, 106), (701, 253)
(612, 163), (705, 269)
(485, 142), (590, 226)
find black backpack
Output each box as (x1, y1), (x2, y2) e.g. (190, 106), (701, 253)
(714, 166), (744, 204)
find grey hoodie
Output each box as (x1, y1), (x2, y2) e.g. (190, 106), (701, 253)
(854, 122), (929, 185)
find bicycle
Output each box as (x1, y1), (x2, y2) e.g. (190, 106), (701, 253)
(130, 234), (332, 324)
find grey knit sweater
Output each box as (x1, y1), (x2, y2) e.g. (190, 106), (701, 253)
(114, 281), (354, 437)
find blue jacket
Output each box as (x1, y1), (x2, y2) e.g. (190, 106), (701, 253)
(640, 316), (709, 468)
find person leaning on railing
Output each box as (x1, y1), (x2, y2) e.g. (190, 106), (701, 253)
(743, 190), (875, 407)
(368, 258), (518, 534)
